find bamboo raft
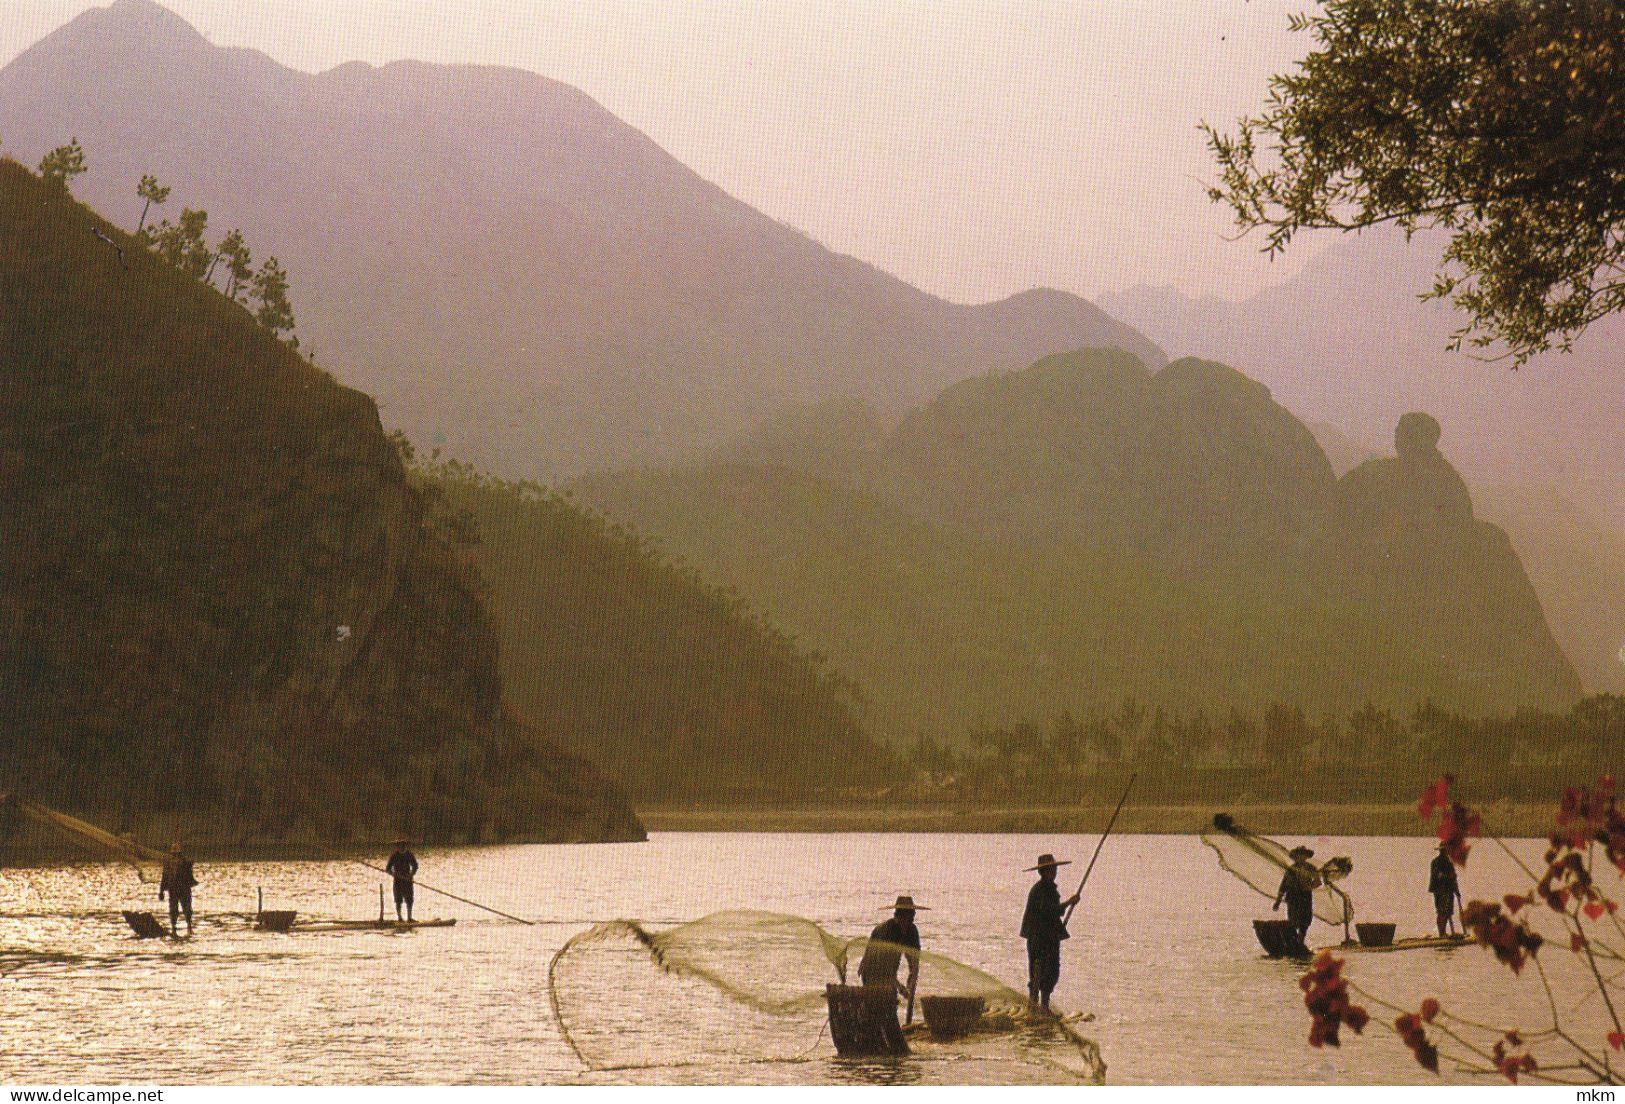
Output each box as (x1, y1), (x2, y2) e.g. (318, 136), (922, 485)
(287, 918), (456, 932)
(1251, 916), (1472, 957)
(1335, 933), (1470, 954)
(122, 910), (455, 936)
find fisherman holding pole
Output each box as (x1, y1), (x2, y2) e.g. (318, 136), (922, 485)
(1022, 774), (1136, 1012)
(1020, 854), (1077, 1012)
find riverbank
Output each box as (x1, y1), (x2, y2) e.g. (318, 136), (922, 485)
(637, 799), (1560, 837)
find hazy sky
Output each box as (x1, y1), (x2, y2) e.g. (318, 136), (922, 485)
(2, 0), (1328, 304)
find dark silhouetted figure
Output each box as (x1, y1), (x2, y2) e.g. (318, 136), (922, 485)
(385, 838), (418, 922)
(1274, 845), (1321, 942)
(158, 842), (197, 936)
(858, 894), (926, 1009)
(1021, 853), (1079, 1011)
(1428, 843), (1463, 936)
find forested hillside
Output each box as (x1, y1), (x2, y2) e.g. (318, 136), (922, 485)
(416, 459), (899, 800)
(0, 159), (642, 843)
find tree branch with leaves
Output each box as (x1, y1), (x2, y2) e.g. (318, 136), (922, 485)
(1204, 0), (1625, 364)
(1301, 775), (1625, 1084)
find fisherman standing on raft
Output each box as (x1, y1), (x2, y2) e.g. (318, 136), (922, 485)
(385, 837), (418, 922)
(158, 842), (198, 937)
(858, 895), (925, 1004)
(1428, 842), (1463, 936)
(1273, 845), (1321, 942)
(1021, 853), (1080, 1012)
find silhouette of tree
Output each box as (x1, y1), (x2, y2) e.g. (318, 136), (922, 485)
(251, 256), (296, 339)
(214, 228), (253, 301)
(135, 173), (170, 232)
(1205, 0), (1625, 363)
(37, 138), (86, 189)
(149, 207), (213, 279)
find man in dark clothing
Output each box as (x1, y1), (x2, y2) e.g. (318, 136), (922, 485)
(1021, 853), (1080, 1011)
(858, 895), (926, 1006)
(384, 838), (418, 922)
(1428, 843), (1463, 936)
(158, 842), (197, 936)
(1273, 845), (1321, 942)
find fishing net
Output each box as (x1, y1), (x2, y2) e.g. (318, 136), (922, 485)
(1200, 813), (1353, 929)
(548, 909), (1105, 1082)
(1, 797), (168, 883)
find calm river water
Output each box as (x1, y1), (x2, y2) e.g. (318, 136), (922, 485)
(0, 832), (1604, 1085)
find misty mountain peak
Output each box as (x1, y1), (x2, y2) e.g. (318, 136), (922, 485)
(79, 0), (209, 49)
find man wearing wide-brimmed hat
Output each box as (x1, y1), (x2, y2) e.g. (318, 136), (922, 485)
(1273, 845), (1321, 941)
(158, 841), (198, 937)
(858, 894), (927, 1004)
(384, 837), (418, 922)
(1020, 854), (1079, 1011)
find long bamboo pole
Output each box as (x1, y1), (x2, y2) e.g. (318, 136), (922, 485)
(347, 855), (536, 926)
(1063, 772), (1136, 925)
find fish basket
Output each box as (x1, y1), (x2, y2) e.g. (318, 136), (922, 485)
(1252, 919), (1310, 958)
(1355, 922), (1397, 948)
(255, 910), (298, 932)
(826, 984), (908, 1057)
(920, 995), (985, 1039)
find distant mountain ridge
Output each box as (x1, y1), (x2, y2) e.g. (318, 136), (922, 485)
(1099, 228), (1624, 521)
(0, 0), (1164, 479)
(576, 348), (1581, 739)
(1102, 233), (1624, 693)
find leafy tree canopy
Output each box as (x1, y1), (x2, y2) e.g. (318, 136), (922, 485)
(1205, 0), (1625, 364)
(37, 138), (85, 189)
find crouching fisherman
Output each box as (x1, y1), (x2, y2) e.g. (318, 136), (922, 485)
(158, 842), (198, 936)
(385, 837), (418, 922)
(858, 895), (926, 1009)
(1021, 853), (1079, 1012)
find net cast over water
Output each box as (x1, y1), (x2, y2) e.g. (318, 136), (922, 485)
(548, 909), (1105, 1082)
(1201, 813), (1354, 930)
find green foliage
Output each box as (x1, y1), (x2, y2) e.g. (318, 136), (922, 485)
(214, 228), (253, 302)
(1204, 0), (1625, 363)
(251, 255), (296, 339)
(36, 138), (85, 189)
(145, 207), (213, 279)
(135, 173), (170, 233)
(129, 169), (292, 342)
(921, 695), (1625, 805)
(0, 159), (639, 843)
(410, 454), (899, 800)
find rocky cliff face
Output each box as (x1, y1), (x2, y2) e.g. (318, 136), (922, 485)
(0, 160), (643, 843)
(1320, 412), (1581, 710)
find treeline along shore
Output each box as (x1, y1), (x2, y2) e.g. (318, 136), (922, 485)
(638, 800), (1570, 839)
(644, 693), (1625, 836)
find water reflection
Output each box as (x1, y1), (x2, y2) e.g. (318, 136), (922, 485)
(0, 833), (1603, 1084)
